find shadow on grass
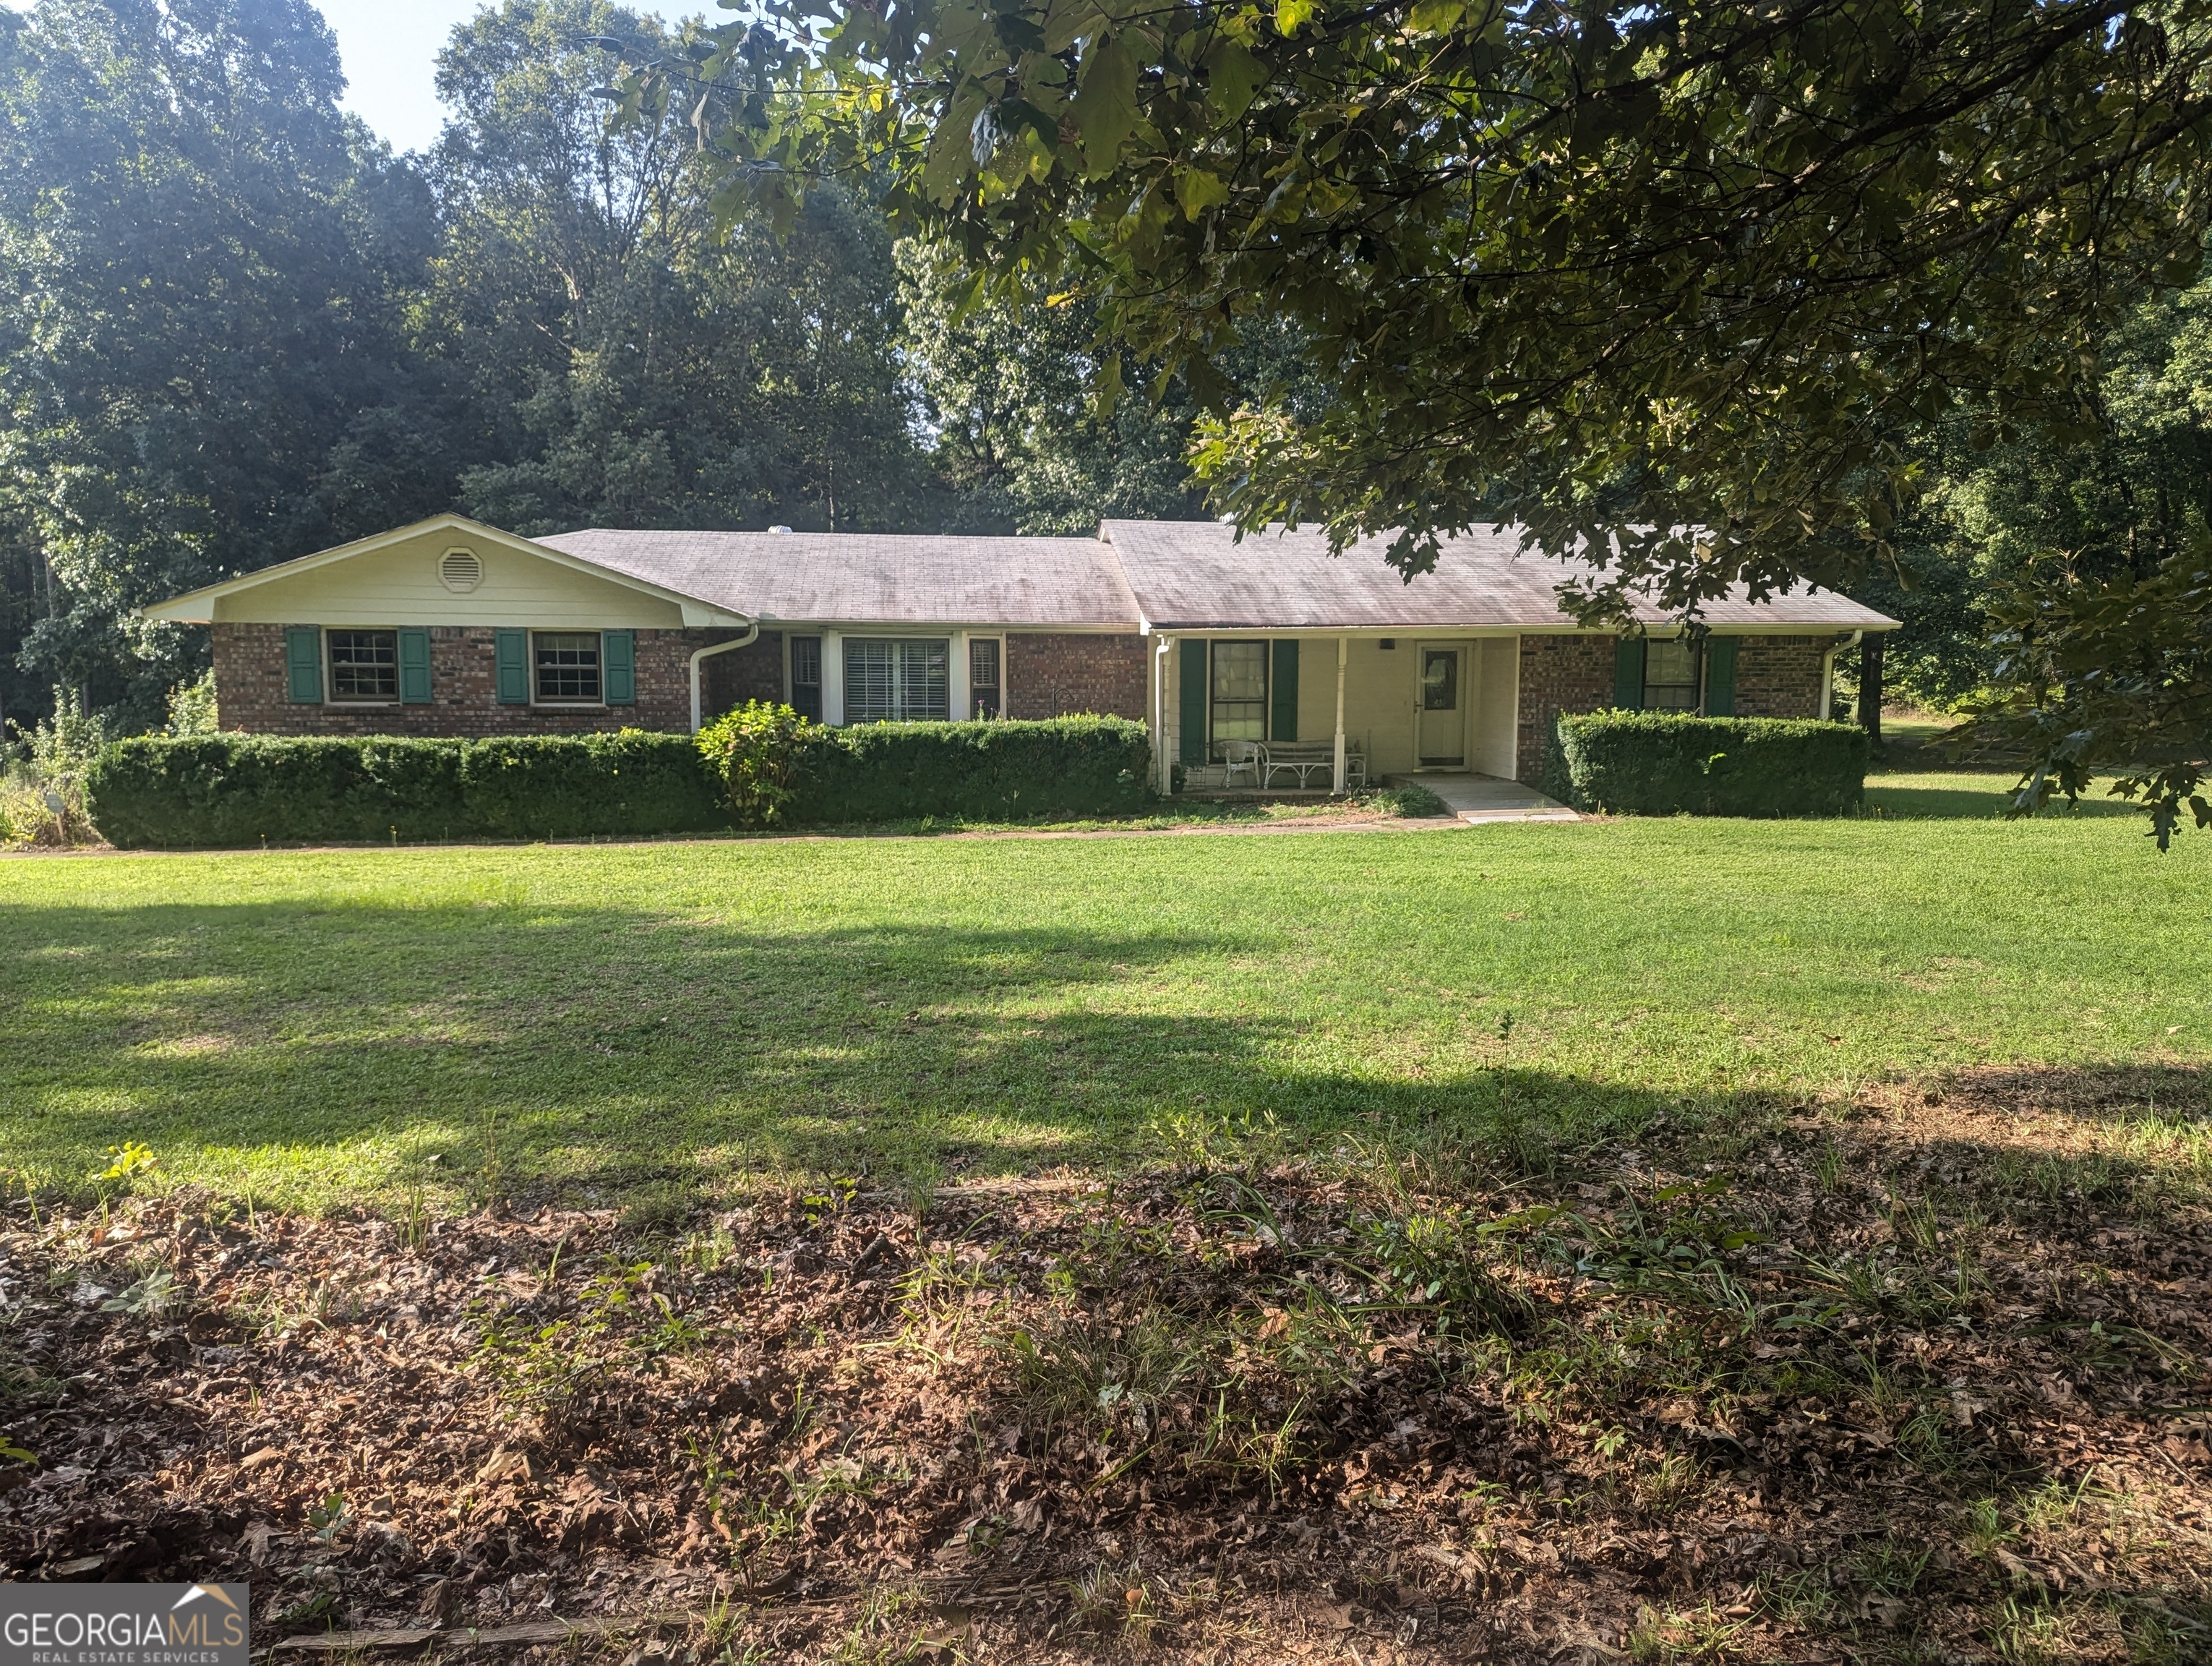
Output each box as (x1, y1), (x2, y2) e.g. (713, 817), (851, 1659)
(6, 900), (1611, 1202)
(7, 892), (2211, 1234)
(1861, 776), (2147, 821)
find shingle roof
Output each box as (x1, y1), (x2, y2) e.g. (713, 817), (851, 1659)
(533, 529), (1140, 629)
(518, 521), (1897, 633)
(1101, 520), (1898, 632)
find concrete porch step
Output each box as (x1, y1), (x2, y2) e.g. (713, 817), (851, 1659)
(1386, 772), (1581, 824)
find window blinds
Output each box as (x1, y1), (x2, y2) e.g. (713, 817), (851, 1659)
(844, 638), (950, 722)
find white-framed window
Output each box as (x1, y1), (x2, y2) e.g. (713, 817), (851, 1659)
(844, 638), (950, 722)
(789, 635), (823, 720)
(969, 636), (1002, 719)
(327, 629), (398, 702)
(534, 631), (602, 703)
(1210, 640), (1267, 756)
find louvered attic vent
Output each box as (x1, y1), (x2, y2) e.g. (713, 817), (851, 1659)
(439, 548), (484, 591)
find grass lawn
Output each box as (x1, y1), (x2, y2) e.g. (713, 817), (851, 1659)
(8, 760), (2211, 1662)
(5, 762), (2204, 1213)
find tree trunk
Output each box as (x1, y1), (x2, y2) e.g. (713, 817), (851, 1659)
(1859, 632), (1885, 750)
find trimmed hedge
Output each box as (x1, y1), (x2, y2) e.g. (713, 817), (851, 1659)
(1544, 712), (1869, 817)
(83, 716), (1157, 846)
(85, 732), (724, 848)
(462, 733), (723, 839)
(789, 716), (1153, 824)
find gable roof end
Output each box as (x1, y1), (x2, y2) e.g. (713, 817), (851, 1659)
(140, 514), (752, 627)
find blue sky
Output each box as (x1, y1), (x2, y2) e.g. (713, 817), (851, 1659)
(318, 0), (705, 154)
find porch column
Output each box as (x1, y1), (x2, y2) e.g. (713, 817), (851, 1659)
(821, 631), (844, 726)
(1154, 635), (1173, 794)
(949, 630), (970, 719)
(1332, 636), (1348, 793)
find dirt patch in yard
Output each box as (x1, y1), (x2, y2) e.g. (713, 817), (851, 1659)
(2, 1075), (2208, 1663)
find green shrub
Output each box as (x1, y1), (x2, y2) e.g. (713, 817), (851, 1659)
(85, 736), (468, 847)
(1546, 712), (1869, 817)
(1368, 782), (1452, 818)
(85, 732), (720, 849)
(792, 717), (1154, 823)
(166, 671), (219, 736)
(461, 732), (724, 840)
(82, 717), (1158, 847)
(695, 701), (823, 829)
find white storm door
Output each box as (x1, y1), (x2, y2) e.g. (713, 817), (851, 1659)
(1417, 644), (1467, 766)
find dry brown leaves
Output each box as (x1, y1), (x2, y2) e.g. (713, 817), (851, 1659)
(1, 1069), (2208, 1663)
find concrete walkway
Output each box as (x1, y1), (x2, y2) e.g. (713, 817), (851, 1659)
(1392, 772), (1582, 824)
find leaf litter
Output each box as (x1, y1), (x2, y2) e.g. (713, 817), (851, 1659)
(0, 1067), (2208, 1662)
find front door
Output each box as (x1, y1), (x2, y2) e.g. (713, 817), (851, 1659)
(1418, 644), (1465, 766)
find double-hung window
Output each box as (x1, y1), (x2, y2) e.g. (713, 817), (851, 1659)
(1642, 638), (1702, 711)
(844, 638), (950, 722)
(327, 630), (398, 702)
(789, 636), (823, 720)
(1209, 641), (1267, 756)
(534, 631), (602, 703)
(969, 638), (1002, 719)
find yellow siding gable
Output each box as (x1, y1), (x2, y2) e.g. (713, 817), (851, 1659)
(208, 526), (687, 628)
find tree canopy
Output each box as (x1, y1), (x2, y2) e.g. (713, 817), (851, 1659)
(0, 0), (434, 720)
(0, 0), (1204, 730)
(649, 0), (2212, 601)
(628, 0), (2212, 832)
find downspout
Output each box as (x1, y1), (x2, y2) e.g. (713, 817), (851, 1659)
(1820, 631), (1862, 722)
(690, 623), (762, 733)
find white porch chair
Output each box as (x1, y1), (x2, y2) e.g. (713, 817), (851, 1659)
(1222, 740), (1262, 787)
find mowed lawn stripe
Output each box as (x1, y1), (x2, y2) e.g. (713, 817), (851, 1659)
(3, 806), (2204, 1209)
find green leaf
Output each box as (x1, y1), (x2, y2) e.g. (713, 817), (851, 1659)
(1176, 165), (1229, 218)
(1274, 0), (1317, 37)
(1092, 352), (1126, 419)
(1071, 35), (1139, 174)
(1204, 43), (1266, 120)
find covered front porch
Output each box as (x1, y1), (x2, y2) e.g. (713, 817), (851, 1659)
(1147, 631), (1523, 794)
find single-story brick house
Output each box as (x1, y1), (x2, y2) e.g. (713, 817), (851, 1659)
(145, 513), (1897, 791)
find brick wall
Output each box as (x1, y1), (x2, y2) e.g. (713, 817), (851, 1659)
(213, 623), (763, 735)
(701, 633), (786, 722)
(1509, 632), (1841, 782)
(1006, 633), (1148, 720)
(1733, 635), (1834, 719)
(1514, 635), (1616, 784)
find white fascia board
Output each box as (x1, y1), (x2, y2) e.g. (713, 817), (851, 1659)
(761, 618), (1135, 634)
(1138, 619), (1895, 636)
(1141, 623), (1532, 637)
(141, 513), (750, 628)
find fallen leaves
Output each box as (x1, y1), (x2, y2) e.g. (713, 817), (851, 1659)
(0, 1080), (2205, 1662)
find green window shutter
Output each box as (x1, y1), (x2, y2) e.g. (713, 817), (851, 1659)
(1178, 639), (1207, 765)
(285, 627), (322, 704)
(398, 628), (432, 704)
(1270, 638), (1299, 741)
(1705, 636), (1738, 716)
(603, 629), (635, 705)
(494, 629), (528, 704)
(1612, 638), (1646, 710)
